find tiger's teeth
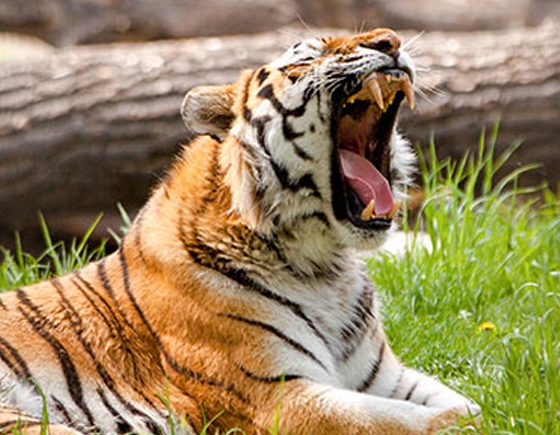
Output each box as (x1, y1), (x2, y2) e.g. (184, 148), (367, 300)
(387, 200), (402, 219)
(361, 200), (376, 221)
(402, 78), (415, 110)
(366, 78), (384, 111)
(347, 93), (358, 104)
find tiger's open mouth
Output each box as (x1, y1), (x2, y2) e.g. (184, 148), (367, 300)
(331, 69), (414, 230)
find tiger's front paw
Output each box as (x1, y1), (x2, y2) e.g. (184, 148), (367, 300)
(426, 402), (481, 434)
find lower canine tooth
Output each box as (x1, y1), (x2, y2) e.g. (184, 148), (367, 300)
(361, 200), (376, 221)
(387, 200), (402, 219)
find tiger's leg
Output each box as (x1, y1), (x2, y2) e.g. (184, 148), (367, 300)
(0, 403), (81, 435)
(255, 380), (472, 435)
(361, 340), (480, 413)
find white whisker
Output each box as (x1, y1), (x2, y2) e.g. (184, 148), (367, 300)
(402, 31), (425, 51)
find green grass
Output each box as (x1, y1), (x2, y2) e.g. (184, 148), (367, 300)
(0, 213), (108, 292)
(1, 131), (559, 434)
(369, 132), (560, 434)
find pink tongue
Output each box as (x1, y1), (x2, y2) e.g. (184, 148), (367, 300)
(339, 149), (394, 216)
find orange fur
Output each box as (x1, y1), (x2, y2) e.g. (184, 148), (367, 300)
(0, 29), (478, 435)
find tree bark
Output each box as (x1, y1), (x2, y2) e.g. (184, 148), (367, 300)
(298, 0), (542, 32)
(1, 0), (558, 46)
(0, 22), (559, 246)
(0, 0), (299, 46)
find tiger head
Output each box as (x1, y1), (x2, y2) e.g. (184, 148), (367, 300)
(182, 29), (416, 253)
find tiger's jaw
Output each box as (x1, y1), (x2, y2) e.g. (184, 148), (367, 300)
(331, 68), (414, 238)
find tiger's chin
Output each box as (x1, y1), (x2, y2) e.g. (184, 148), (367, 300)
(330, 67), (414, 249)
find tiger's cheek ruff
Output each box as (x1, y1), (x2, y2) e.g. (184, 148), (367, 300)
(225, 70), (336, 236)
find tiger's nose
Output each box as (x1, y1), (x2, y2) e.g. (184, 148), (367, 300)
(361, 30), (401, 57)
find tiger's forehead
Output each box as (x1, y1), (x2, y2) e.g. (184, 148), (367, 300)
(269, 28), (401, 69)
(322, 28), (401, 55)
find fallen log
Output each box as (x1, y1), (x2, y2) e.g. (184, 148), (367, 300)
(0, 0), (299, 46)
(0, 22), (559, 247)
(1, 0), (558, 46)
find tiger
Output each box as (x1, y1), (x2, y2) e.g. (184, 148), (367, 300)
(0, 28), (481, 434)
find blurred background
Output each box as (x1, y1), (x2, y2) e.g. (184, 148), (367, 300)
(0, 0), (559, 253)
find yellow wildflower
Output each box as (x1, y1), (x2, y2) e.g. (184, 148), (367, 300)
(478, 321), (496, 331)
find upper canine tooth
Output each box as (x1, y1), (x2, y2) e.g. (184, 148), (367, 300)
(366, 78), (384, 110)
(361, 199), (376, 221)
(402, 78), (415, 110)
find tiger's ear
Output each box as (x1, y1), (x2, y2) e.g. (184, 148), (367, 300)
(181, 85), (236, 140)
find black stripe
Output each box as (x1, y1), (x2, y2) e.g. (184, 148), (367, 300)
(357, 341), (386, 392)
(71, 275), (121, 341)
(250, 114), (270, 150)
(16, 290), (95, 426)
(98, 259), (117, 298)
(73, 272), (144, 383)
(249, 113), (317, 194)
(286, 74), (299, 84)
(146, 419), (162, 435)
(299, 211), (330, 228)
(282, 120), (304, 141)
(404, 381), (419, 401)
(269, 158), (321, 198)
(257, 84), (310, 118)
(250, 114), (321, 196)
(97, 388), (134, 434)
(53, 279), (161, 421)
(73, 272), (129, 340)
(236, 364), (302, 384)
(118, 249), (159, 343)
(198, 263), (329, 348)
(341, 55), (364, 63)
(0, 336), (33, 380)
(340, 284), (375, 362)
(291, 142), (313, 161)
(256, 68), (270, 85)
(97, 260), (136, 330)
(52, 396), (73, 425)
(220, 313), (327, 372)
(316, 91), (325, 122)
(240, 69), (257, 124)
(257, 84), (285, 114)
(0, 346), (22, 379)
(118, 249), (247, 404)
(73, 272), (140, 366)
(133, 206), (150, 268)
(389, 367), (405, 398)
(250, 115), (289, 191)
(254, 83), (322, 172)
(242, 106), (252, 122)
(422, 392), (438, 406)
